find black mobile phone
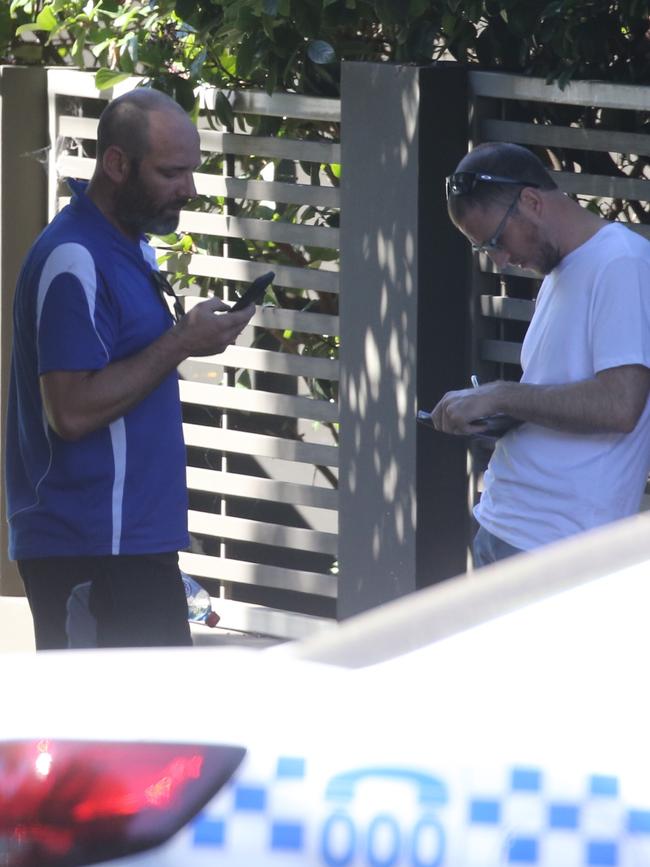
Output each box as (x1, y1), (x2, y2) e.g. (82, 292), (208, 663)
(470, 413), (522, 436)
(228, 271), (275, 312)
(416, 410), (434, 427)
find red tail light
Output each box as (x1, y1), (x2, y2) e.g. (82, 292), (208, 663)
(0, 739), (245, 867)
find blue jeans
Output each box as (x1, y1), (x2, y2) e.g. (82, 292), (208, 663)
(472, 525), (523, 568)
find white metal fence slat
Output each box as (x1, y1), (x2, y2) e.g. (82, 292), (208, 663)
(179, 380), (338, 422)
(470, 70), (650, 111)
(182, 424), (339, 467)
(188, 510), (338, 555)
(194, 344), (339, 380)
(180, 551), (337, 598)
(199, 85), (341, 122)
(177, 211), (339, 249)
(166, 252), (339, 294)
(186, 466), (338, 510)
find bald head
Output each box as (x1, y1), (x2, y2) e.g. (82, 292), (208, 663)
(96, 88), (190, 162)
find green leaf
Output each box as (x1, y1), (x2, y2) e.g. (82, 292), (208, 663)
(126, 33), (138, 64)
(218, 48), (237, 77)
(114, 5), (140, 28)
(15, 22), (45, 36)
(265, 61), (278, 95)
(408, 0), (429, 15)
(214, 90), (235, 128)
(35, 4), (57, 31)
(175, 0), (197, 21)
(180, 233), (195, 252)
(236, 32), (258, 77)
(165, 76), (197, 112)
(71, 35), (86, 66)
(307, 39), (336, 64)
(94, 67), (132, 90)
(189, 47), (207, 79)
(305, 246), (339, 261)
(117, 48), (134, 74)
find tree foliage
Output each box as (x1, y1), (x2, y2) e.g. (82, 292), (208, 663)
(3, 0), (650, 97)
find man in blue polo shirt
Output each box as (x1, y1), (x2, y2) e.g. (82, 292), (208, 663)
(6, 88), (254, 649)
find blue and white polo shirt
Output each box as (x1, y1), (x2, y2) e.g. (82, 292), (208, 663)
(6, 180), (190, 559)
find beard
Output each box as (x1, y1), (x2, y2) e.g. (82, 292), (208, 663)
(515, 218), (562, 276)
(533, 238), (562, 275)
(114, 164), (185, 237)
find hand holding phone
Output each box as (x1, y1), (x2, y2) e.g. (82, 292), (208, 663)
(469, 414), (522, 436)
(417, 408), (521, 438)
(228, 271), (275, 312)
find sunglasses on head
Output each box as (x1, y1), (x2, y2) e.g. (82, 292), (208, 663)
(446, 172), (539, 199)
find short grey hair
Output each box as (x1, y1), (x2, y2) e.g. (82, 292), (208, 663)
(96, 87), (188, 161)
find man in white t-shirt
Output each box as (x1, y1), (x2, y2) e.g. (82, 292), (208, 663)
(431, 142), (650, 567)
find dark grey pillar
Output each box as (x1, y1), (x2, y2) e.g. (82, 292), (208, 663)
(0, 66), (48, 595)
(338, 61), (471, 618)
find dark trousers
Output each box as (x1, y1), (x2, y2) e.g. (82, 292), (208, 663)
(472, 525), (523, 568)
(18, 552), (192, 650)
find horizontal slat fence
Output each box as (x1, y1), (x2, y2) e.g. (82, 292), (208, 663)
(47, 69), (341, 639)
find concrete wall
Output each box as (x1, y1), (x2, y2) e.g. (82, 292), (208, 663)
(0, 596), (35, 650)
(0, 66), (48, 595)
(338, 62), (471, 618)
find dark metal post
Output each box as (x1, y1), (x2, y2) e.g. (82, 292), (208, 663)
(338, 61), (471, 618)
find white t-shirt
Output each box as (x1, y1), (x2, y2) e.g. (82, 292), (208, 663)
(475, 222), (650, 551)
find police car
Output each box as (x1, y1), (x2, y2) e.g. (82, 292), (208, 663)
(2, 512), (650, 867)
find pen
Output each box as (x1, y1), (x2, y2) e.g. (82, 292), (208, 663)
(471, 374), (479, 389)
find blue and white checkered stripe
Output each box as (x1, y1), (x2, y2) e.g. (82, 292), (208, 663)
(193, 754), (309, 858)
(463, 767), (650, 866)
(190, 759), (650, 866)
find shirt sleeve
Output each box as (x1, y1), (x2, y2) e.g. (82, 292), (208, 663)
(591, 254), (650, 374)
(36, 242), (117, 374)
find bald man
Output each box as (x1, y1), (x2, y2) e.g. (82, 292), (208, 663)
(6, 88), (254, 648)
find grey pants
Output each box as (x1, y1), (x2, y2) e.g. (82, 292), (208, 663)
(472, 525), (523, 568)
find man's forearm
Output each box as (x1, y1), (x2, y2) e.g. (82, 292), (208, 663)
(41, 296), (255, 441)
(493, 379), (627, 433)
(432, 365), (650, 436)
(41, 327), (190, 441)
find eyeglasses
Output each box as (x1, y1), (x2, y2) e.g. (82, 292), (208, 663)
(471, 191), (521, 256)
(151, 270), (185, 323)
(446, 172), (539, 199)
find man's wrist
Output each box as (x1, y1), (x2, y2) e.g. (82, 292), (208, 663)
(158, 322), (192, 368)
(487, 380), (524, 417)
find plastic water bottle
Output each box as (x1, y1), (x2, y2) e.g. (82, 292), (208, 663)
(182, 571), (220, 628)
